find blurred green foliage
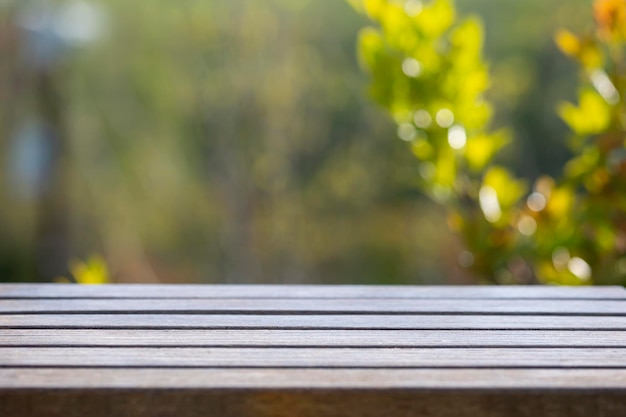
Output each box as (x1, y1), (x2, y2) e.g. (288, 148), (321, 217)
(0, 0), (615, 285)
(353, 0), (626, 285)
(0, 0), (446, 284)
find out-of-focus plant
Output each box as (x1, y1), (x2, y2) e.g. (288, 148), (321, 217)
(57, 255), (110, 284)
(351, 0), (626, 285)
(544, 0), (626, 285)
(1, 0), (450, 285)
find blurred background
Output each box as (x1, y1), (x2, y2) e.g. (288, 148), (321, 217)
(0, 0), (591, 284)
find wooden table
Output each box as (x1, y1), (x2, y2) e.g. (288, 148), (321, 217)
(1, 284), (625, 417)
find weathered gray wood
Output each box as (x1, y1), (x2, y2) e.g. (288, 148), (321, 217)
(2, 368), (626, 389)
(3, 313), (626, 329)
(1, 298), (625, 314)
(2, 284), (626, 417)
(1, 284), (623, 299)
(2, 347), (625, 367)
(2, 329), (626, 347)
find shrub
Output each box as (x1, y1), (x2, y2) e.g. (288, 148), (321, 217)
(351, 0), (626, 285)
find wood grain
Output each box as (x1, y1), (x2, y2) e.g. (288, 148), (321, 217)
(1, 284), (623, 299)
(1, 329), (626, 347)
(1, 368), (626, 389)
(2, 284), (625, 417)
(2, 347), (626, 367)
(3, 313), (626, 329)
(1, 298), (625, 314)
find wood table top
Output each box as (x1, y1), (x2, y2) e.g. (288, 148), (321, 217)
(1, 284), (625, 417)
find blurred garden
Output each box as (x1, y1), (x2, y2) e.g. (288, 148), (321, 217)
(1, 0), (622, 286)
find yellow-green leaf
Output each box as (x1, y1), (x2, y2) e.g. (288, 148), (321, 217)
(70, 255), (110, 285)
(546, 186), (575, 219)
(415, 0), (455, 38)
(558, 89), (611, 135)
(482, 166), (527, 209)
(555, 29), (581, 57)
(465, 130), (510, 171)
(357, 27), (385, 70)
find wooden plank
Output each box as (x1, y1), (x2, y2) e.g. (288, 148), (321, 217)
(1, 298), (625, 315)
(1, 284), (624, 299)
(2, 368), (626, 389)
(2, 388), (626, 417)
(3, 314), (626, 329)
(1, 329), (626, 347)
(2, 347), (625, 367)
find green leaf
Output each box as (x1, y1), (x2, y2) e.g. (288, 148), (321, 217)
(465, 130), (510, 172)
(482, 166), (527, 209)
(416, 0), (455, 38)
(357, 27), (385, 70)
(558, 89), (611, 135)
